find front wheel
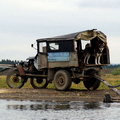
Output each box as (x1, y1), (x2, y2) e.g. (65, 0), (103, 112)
(6, 71), (25, 88)
(30, 78), (48, 89)
(54, 70), (72, 91)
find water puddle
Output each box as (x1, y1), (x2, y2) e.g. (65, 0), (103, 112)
(0, 99), (120, 120)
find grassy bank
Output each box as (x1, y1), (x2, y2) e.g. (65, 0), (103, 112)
(0, 74), (120, 90)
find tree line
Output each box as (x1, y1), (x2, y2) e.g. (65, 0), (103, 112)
(0, 59), (120, 69)
(0, 59), (24, 65)
(103, 64), (120, 69)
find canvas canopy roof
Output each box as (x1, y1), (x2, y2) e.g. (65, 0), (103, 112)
(37, 29), (107, 43)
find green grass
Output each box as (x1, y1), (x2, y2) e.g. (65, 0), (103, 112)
(0, 76), (8, 88)
(98, 74), (120, 89)
(1, 74), (120, 90)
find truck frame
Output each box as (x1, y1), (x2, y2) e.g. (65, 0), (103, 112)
(6, 29), (110, 91)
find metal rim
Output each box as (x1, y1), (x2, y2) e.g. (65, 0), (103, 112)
(6, 71), (24, 88)
(30, 78), (48, 89)
(56, 75), (65, 87)
(54, 70), (72, 91)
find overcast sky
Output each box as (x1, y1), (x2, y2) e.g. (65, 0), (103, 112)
(0, 0), (120, 63)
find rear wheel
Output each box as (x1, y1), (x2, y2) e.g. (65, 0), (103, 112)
(83, 69), (100, 90)
(30, 78), (48, 89)
(6, 71), (25, 88)
(54, 70), (72, 91)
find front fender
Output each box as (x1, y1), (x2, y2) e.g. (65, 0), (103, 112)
(7, 67), (28, 84)
(16, 65), (25, 76)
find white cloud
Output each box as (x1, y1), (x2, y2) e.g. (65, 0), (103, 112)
(0, 0), (79, 13)
(0, 32), (36, 60)
(79, 0), (120, 8)
(0, 0), (120, 63)
(107, 36), (120, 63)
(0, 0), (80, 35)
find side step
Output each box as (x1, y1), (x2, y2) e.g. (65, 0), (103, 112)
(93, 74), (120, 96)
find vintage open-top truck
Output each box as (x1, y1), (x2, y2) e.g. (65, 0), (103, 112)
(6, 29), (110, 90)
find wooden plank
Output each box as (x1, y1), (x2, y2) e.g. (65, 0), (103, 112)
(94, 74), (120, 96)
(38, 54), (47, 69)
(48, 52), (79, 68)
(86, 64), (109, 67)
(48, 61), (69, 68)
(48, 52), (70, 62)
(69, 52), (78, 67)
(22, 74), (47, 78)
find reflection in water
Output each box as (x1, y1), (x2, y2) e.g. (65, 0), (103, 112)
(82, 102), (101, 110)
(7, 104), (70, 111)
(7, 102), (70, 111)
(7, 101), (101, 111)
(0, 100), (120, 120)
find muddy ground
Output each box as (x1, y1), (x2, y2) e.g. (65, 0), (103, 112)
(0, 88), (119, 102)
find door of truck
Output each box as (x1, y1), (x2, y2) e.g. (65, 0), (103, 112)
(37, 42), (47, 69)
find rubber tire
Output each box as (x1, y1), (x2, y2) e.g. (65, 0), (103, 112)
(54, 70), (72, 91)
(103, 94), (111, 103)
(83, 78), (100, 90)
(83, 69), (100, 90)
(30, 78), (48, 89)
(6, 71), (25, 88)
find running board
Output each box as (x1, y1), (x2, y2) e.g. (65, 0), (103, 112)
(93, 74), (120, 96)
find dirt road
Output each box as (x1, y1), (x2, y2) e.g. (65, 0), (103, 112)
(0, 88), (118, 102)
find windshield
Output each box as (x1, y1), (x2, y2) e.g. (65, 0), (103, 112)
(38, 42), (46, 53)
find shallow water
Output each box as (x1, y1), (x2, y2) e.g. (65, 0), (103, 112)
(0, 99), (120, 120)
